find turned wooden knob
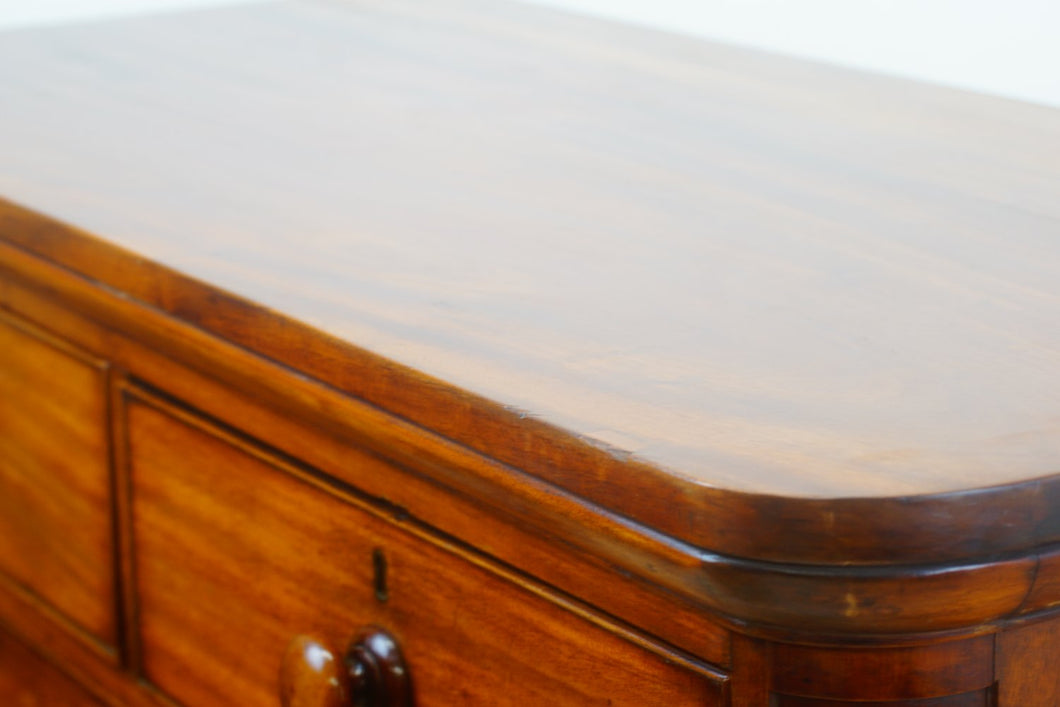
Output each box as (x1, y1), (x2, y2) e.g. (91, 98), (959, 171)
(280, 636), (348, 707)
(280, 629), (411, 707)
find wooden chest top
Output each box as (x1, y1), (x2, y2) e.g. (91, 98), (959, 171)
(2, 0), (1059, 566)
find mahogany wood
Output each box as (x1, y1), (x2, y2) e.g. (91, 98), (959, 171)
(0, 0), (1059, 705)
(0, 0), (1058, 567)
(3, 0), (1059, 506)
(280, 636), (349, 707)
(729, 633), (770, 707)
(772, 691), (993, 707)
(0, 628), (105, 706)
(1014, 544), (1060, 616)
(125, 388), (724, 707)
(0, 567), (184, 707)
(770, 638), (993, 701)
(279, 631), (415, 707)
(3, 217), (1058, 641)
(0, 251), (733, 665)
(0, 310), (116, 653)
(346, 628), (413, 707)
(995, 615), (1060, 706)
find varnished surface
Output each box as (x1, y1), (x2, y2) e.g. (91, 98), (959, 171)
(126, 389), (724, 707)
(0, 629), (104, 707)
(11, 222), (1060, 575)
(5, 264), (1051, 642)
(1018, 545), (1060, 615)
(770, 638), (993, 701)
(2, 0), (1059, 502)
(278, 631), (413, 707)
(773, 691), (992, 707)
(0, 313), (115, 649)
(4, 234), (1059, 705)
(279, 636), (349, 707)
(1, 266), (736, 657)
(996, 616), (1060, 706)
(5, 17), (1060, 707)
(0, 555), (193, 707)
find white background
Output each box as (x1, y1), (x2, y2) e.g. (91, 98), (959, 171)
(1, 0), (1058, 108)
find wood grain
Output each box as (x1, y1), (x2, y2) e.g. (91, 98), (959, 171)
(0, 0), (1058, 504)
(0, 629), (104, 707)
(2, 1), (1060, 703)
(1014, 544), (1060, 615)
(0, 272), (733, 663)
(996, 616), (1060, 706)
(773, 690), (993, 706)
(771, 637), (993, 700)
(729, 633), (770, 707)
(125, 390), (725, 707)
(279, 635), (350, 707)
(10, 204), (1060, 576)
(695, 553), (1035, 634)
(0, 311), (115, 651)
(5, 263), (1045, 645)
(0, 566), (177, 707)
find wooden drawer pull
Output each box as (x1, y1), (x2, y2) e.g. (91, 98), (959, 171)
(280, 629), (411, 707)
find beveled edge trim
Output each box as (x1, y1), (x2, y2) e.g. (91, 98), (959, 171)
(0, 572), (119, 669)
(0, 577), (180, 707)
(770, 635), (995, 701)
(2, 219), (1060, 635)
(0, 309), (120, 662)
(697, 551), (1036, 636)
(120, 380), (730, 689)
(0, 303), (108, 370)
(4, 197), (1060, 569)
(3, 203), (1060, 637)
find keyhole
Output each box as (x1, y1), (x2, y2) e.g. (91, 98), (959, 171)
(372, 547), (388, 603)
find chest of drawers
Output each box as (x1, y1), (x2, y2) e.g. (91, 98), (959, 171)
(2, 1), (1060, 705)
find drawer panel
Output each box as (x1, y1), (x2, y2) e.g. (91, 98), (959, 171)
(127, 392), (725, 707)
(0, 313), (115, 649)
(0, 628), (104, 706)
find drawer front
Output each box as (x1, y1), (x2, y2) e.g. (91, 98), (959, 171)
(126, 391), (724, 707)
(0, 313), (115, 650)
(0, 628), (104, 706)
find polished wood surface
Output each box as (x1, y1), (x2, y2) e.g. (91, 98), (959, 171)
(995, 615), (1060, 706)
(7, 223), (1056, 705)
(0, 629), (105, 706)
(770, 638), (993, 701)
(2, 2), (1060, 570)
(0, 255), (733, 664)
(279, 631), (415, 707)
(280, 636), (350, 707)
(126, 388), (724, 707)
(2, 0), (1059, 504)
(772, 692), (992, 707)
(0, 311), (115, 652)
(2, 1), (1060, 705)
